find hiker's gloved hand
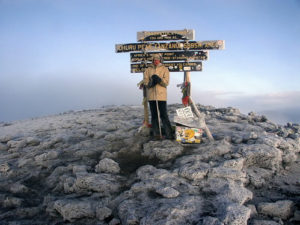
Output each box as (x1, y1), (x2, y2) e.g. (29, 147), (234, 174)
(148, 77), (156, 88)
(151, 74), (161, 85)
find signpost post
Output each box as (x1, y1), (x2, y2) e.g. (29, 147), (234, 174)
(115, 29), (225, 142)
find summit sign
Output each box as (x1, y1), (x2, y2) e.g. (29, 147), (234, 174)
(115, 29), (225, 73)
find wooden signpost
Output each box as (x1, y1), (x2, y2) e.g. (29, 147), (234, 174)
(115, 29), (225, 141)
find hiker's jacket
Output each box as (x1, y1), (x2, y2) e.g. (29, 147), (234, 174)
(143, 64), (169, 101)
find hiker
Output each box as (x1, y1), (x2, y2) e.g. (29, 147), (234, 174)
(143, 54), (173, 139)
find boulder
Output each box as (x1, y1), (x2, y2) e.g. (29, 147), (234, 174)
(201, 178), (253, 205)
(178, 161), (210, 181)
(155, 186), (180, 198)
(251, 220), (281, 225)
(239, 144), (282, 170)
(26, 137), (40, 146)
(0, 143), (8, 151)
(53, 200), (94, 222)
(96, 206), (112, 221)
(142, 140), (184, 162)
(220, 203), (251, 225)
(208, 166), (247, 182)
(201, 216), (224, 225)
(257, 200), (294, 219)
(74, 173), (122, 196)
(95, 158), (120, 174)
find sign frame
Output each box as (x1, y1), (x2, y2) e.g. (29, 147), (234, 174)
(137, 29), (195, 42)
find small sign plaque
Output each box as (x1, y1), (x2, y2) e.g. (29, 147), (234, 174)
(130, 51), (209, 63)
(137, 29), (195, 42)
(131, 62), (202, 73)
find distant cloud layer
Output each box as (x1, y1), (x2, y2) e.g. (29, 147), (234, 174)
(186, 90), (300, 125)
(1, 75), (299, 125)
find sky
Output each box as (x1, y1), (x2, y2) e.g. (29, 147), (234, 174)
(0, 0), (299, 124)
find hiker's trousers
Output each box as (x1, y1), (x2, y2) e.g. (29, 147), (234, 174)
(149, 101), (172, 138)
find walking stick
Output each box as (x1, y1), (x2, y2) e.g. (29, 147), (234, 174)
(154, 85), (163, 139)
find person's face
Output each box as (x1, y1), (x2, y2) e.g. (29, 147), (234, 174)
(153, 59), (160, 66)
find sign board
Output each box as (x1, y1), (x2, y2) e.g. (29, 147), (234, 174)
(130, 51), (209, 63)
(115, 40), (225, 53)
(131, 62), (202, 73)
(137, 29), (195, 42)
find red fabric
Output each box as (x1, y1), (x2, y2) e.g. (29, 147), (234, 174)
(182, 96), (189, 106)
(143, 121), (152, 128)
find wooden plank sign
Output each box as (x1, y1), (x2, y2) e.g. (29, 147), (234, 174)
(115, 40), (225, 53)
(131, 62), (202, 73)
(137, 29), (195, 42)
(130, 51), (209, 63)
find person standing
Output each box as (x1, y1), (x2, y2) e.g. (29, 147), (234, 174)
(143, 54), (173, 139)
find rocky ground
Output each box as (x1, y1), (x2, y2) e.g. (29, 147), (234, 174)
(0, 104), (299, 225)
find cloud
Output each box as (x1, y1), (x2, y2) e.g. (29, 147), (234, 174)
(0, 73), (299, 125)
(188, 90), (300, 124)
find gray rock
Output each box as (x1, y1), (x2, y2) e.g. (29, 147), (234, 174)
(220, 203), (251, 225)
(142, 140), (184, 162)
(201, 178), (253, 205)
(7, 140), (26, 150)
(53, 200), (95, 222)
(100, 151), (118, 159)
(0, 162), (10, 173)
(96, 206), (112, 221)
(72, 165), (89, 174)
(74, 173), (122, 196)
(94, 131), (107, 139)
(109, 218), (121, 225)
(197, 139), (232, 160)
(247, 204), (258, 217)
(95, 158), (120, 174)
(258, 200), (294, 219)
(292, 210), (300, 221)
(9, 183), (29, 194)
(178, 161), (210, 181)
(221, 158), (245, 170)
(0, 135), (12, 143)
(105, 123), (119, 132)
(282, 151), (298, 165)
(246, 167), (273, 188)
(26, 137), (40, 146)
(208, 166), (247, 182)
(118, 196), (204, 225)
(35, 150), (60, 162)
(134, 165), (198, 195)
(3, 196), (23, 208)
(239, 144), (282, 170)
(251, 220), (281, 225)
(0, 143), (8, 151)
(201, 216), (224, 225)
(155, 187), (180, 198)
(243, 131), (258, 141)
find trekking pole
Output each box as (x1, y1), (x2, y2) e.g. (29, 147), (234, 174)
(154, 85), (163, 139)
